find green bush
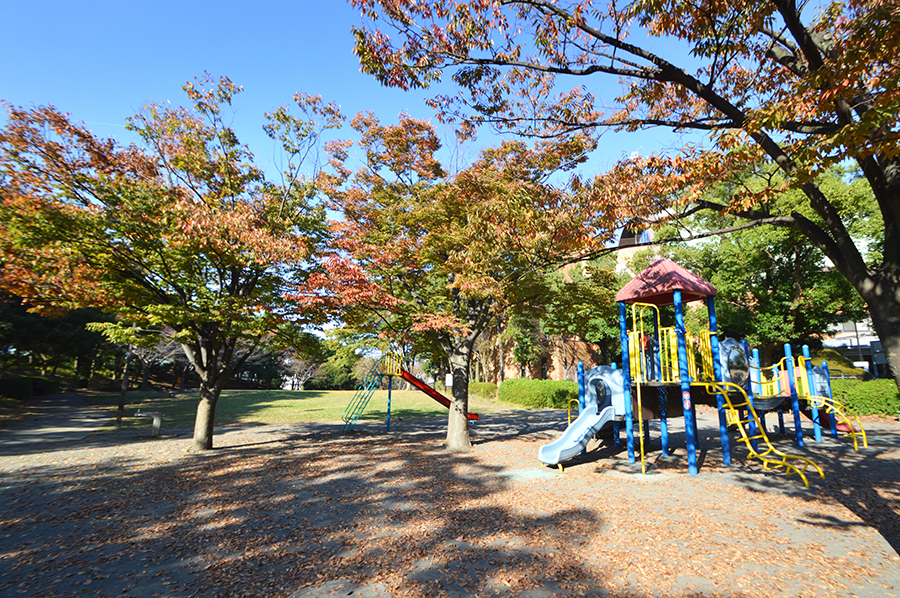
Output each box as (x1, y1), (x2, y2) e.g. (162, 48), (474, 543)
(0, 378), (34, 400)
(0, 377), (60, 400)
(498, 378), (578, 409)
(469, 382), (497, 400)
(38, 377), (61, 394)
(829, 378), (900, 416)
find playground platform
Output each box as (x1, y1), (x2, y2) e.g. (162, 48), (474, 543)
(1, 404), (898, 597)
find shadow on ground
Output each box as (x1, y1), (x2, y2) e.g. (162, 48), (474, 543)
(1, 407), (898, 598)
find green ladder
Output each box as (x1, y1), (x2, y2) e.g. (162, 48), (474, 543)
(341, 360), (384, 433)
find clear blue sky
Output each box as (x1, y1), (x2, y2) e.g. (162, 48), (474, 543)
(1, 0), (686, 173)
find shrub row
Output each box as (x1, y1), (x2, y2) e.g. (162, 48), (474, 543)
(829, 379), (900, 416)
(498, 378), (578, 409)
(0, 377), (61, 400)
(468, 382), (497, 400)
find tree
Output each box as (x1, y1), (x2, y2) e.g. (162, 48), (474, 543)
(541, 258), (624, 365)
(305, 332), (364, 390)
(0, 295), (113, 381)
(0, 75), (338, 450)
(304, 113), (603, 449)
(349, 0), (900, 390)
(504, 313), (545, 377)
(664, 167), (870, 362)
(131, 336), (183, 391)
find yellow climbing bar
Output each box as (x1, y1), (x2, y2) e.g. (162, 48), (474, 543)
(693, 381), (825, 487)
(380, 352), (402, 376)
(805, 393), (868, 451)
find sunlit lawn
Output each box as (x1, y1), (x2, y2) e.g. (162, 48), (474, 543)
(83, 388), (514, 431)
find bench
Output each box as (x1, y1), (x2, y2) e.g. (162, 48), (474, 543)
(135, 410), (163, 437)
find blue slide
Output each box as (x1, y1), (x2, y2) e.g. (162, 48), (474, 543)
(539, 405), (616, 465)
(538, 365), (625, 467)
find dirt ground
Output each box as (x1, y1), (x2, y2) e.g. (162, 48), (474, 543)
(1, 406), (898, 598)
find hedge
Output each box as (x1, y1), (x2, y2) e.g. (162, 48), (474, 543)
(0, 377), (61, 400)
(498, 378), (578, 409)
(829, 379), (900, 416)
(469, 382), (497, 400)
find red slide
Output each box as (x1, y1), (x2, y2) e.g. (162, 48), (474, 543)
(802, 408), (856, 433)
(400, 369), (479, 420)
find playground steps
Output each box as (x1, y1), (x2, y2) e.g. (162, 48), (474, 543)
(697, 382), (825, 487)
(808, 394), (868, 451)
(341, 361), (384, 433)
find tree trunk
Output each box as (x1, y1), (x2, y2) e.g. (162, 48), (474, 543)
(445, 349), (472, 451)
(116, 347), (131, 427)
(860, 272), (900, 391)
(191, 384), (219, 451)
(141, 360), (150, 392)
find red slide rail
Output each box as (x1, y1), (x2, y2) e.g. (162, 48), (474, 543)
(400, 369), (479, 420)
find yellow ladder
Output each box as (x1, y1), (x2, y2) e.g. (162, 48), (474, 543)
(694, 381), (825, 487)
(805, 393), (868, 451)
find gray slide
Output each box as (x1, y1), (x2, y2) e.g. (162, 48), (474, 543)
(538, 405), (616, 466)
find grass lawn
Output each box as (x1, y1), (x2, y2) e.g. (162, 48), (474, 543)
(82, 388), (515, 431)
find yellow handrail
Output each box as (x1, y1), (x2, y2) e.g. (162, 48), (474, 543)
(381, 352), (402, 376)
(693, 381), (824, 486)
(567, 398), (580, 425)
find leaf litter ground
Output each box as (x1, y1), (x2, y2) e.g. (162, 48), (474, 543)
(1, 407), (898, 598)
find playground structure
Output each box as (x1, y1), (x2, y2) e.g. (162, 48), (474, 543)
(342, 353), (479, 433)
(539, 259), (867, 485)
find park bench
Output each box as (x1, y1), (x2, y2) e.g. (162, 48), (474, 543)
(135, 410), (164, 437)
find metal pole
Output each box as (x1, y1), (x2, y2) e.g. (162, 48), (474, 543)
(619, 302), (635, 463)
(674, 290), (698, 475)
(386, 375), (392, 432)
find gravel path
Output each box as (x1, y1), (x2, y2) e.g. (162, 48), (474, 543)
(1, 405), (898, 597)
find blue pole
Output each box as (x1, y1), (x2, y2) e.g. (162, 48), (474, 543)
(578, 361), (586, 455)
(578, 361), (585, 413)
(658, 386), (669, 455)
(750, 347), (767, 436)
(802, 345), (822, 442)
(822, 362), (839, 438)
(619, 302), (635, 463)
(744, 342), (760, 452)
(653, 315), (669, 454)
(707, 296), (731, 465)
(611, 362), (621, 446)
(674, 290), (698, 475)
(386, 375), (392, 432)
(784, 344), (805, 446)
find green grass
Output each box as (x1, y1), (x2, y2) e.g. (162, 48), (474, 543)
(82, 388), (516, 431)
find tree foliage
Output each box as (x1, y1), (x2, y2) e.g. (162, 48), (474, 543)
(350, 0), (900, 388)
(541, 258), (623, 363)
(0, 75), (338, 449)
(301, 113), (607, 449)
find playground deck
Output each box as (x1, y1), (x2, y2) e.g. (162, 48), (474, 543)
(1, 405), (898, 598)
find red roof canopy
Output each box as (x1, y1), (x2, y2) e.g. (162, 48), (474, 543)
(615, 258), (716, 306)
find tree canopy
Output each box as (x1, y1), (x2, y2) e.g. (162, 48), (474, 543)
(0, 76), (337, 449)
(350, 0), (900, 388)
(301, 113), (607, 449)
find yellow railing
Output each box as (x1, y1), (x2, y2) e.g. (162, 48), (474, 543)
(629, 325), (710, 384)
(380, 352), (402, 376)
(694, 381), (824, 486)
(750, 357), (792, 398)
(567, 398), (580, 425)
(805, 393), (868, 451)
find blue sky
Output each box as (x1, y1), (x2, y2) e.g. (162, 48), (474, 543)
(1, 1), (688, 174)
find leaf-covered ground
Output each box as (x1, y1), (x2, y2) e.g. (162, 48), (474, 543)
(1, 409), (898, 598)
